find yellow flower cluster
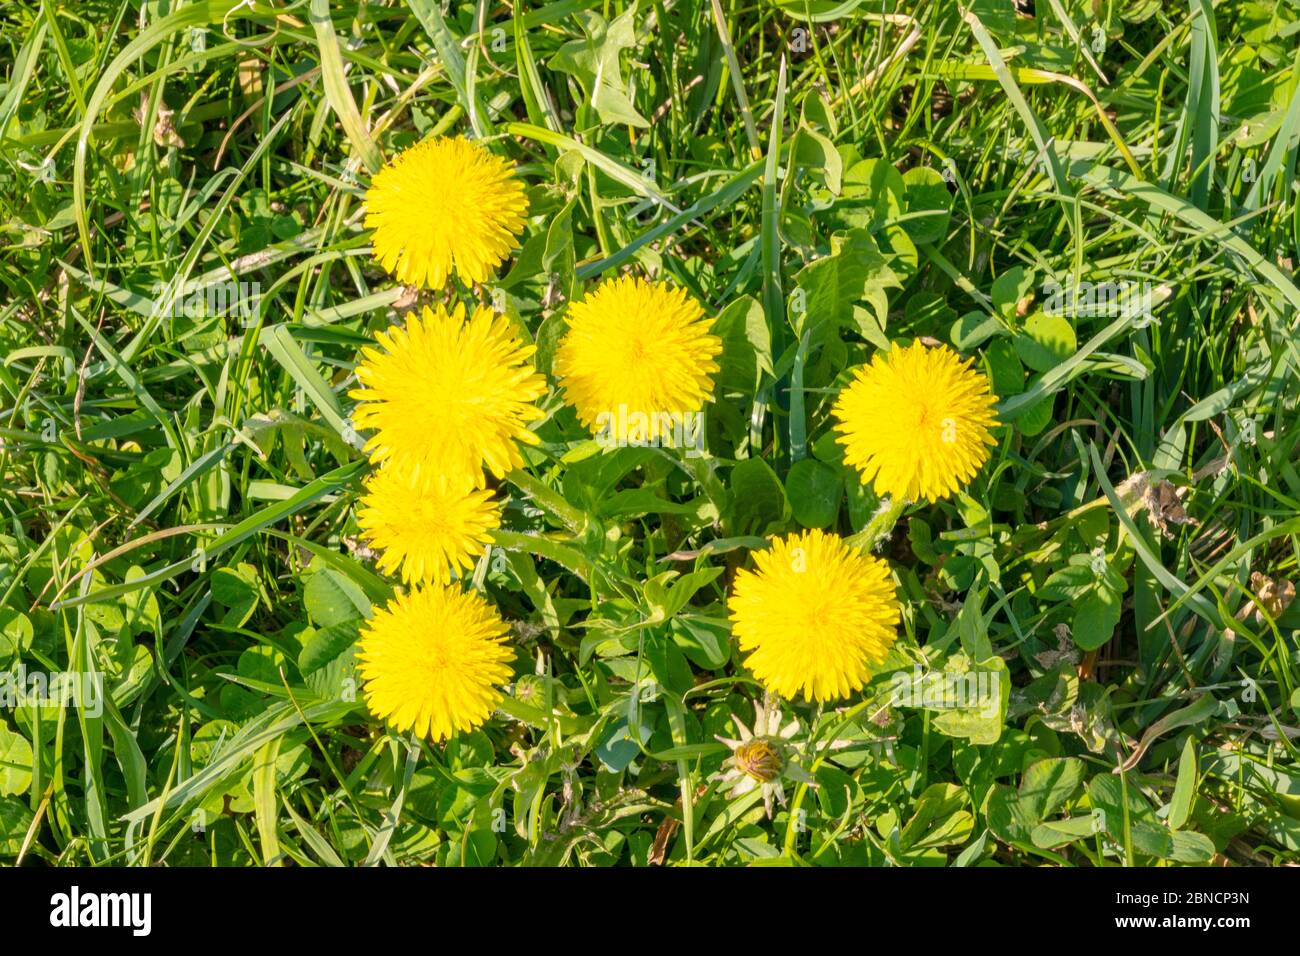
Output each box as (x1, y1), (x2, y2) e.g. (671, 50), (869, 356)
(349, 299), (537, 741)
(354, 138), (542, 742)
(352, 135), (1000, 741)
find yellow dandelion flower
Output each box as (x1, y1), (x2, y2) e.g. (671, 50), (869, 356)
(358, 585), (514, 742)
(833, 340), (998, 502)
(365, 136), (528, 289)
(554, 276), (721, 444)
(357, 467), (500, 586)
(728, 529), (900, 703)
(350, 302), (547, 489)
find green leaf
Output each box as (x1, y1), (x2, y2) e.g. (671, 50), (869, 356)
(901, 166), (952, 243)
(1072, 586), (1122, 651)
(1018, 757), (1084, 821)
(0, 797), (33, 856)
(0, 610), (33, 664)
(727, 457), (789, 536)
(714, 295), (773, 392)
(1121, 694), (1230, 772)
(1087, 773), (1160, 854)
(991, 266), (1034, 316)
(1014, 311), (1077, 372)
(900, 783), (971, 849)
(1169, 737), (1197, 829)
(983, 337), (1024, 399)
(549, 7), (649, 128)
(645, 636), (694, 697)
(791, 229), (897, 338)
(298, 621), (360, 676)
(262, 323), (351, 439)
(0, 725), (33, 797)
(793, 125), (843, 193)
(986, 783), (1038, 845)
(595, 715), (647, 773)
(643, 567), (724, 623)
(785, 459), (842, 528)
(252, 738), (282, 865)
(304, 565), (372, 627)
(1040, 563), (1098, 601)
(951, 311), (1001, 350)
(211, 563), (260, 628)
(672, 617), (731, 671)
(929, 655), (1010, 745)
(1015, 395), (1054, 436)
(834, 158), (906, 230)
(1165, 828), (1216, 863)
(406, 0), (492, 137)
(309, 0), (382, 170)
(543, 198), (577, 301)
(1031, 815), (1097, 848)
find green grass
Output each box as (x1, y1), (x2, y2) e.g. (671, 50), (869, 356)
(1, 0), (1299, 867)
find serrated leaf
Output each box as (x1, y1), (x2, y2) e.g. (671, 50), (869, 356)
(791, 229), (897, 339)
(549, 7), (649, 128)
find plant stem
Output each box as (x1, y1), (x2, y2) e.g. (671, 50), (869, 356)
(846, 496), (910, 553)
